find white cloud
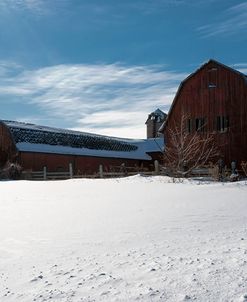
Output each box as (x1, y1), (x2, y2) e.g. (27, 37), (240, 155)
(197, 2), (247, 38)
(233, 63), (247, 74)
(0, 62), (186, 138)
(0, 61), (23, 77)
(0, 0), (50, 15)
(0, 0), (212, 19)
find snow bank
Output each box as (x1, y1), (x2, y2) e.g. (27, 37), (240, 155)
(0, 176), (247, 301)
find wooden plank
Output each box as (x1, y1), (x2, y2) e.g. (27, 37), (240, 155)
(21, 169), (166, 180)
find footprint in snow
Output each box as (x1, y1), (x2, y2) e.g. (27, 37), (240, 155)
(149, 289), (160, 297)
(100, 290), (110, 296)
(30, 275), (43, 282)
(179, 294), (191, 301)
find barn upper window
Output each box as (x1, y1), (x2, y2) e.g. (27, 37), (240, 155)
(216, 116), (229, 132)
(208, 67), (217, 88)
(208, 84), (216, 88)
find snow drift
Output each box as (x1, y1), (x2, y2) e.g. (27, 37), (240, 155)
(0, 176), (247, 301)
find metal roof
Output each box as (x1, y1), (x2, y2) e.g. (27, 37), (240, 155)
(2, 120), (164, 160)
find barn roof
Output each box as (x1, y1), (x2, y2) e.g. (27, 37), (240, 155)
(2, 120), (164, 160)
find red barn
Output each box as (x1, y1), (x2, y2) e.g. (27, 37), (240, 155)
(163, 59), (247, 168)
(0, 120), (164, 174)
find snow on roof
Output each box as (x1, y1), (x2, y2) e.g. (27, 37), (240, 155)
(154, 108), (166, 117)
(2, 120), (164, 160)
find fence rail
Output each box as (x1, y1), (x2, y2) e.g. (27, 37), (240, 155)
(22, 171), (71, 180)
(21, 169), (158, 180)
(19, 161), (161, 180)
(3, 162), (242, 181)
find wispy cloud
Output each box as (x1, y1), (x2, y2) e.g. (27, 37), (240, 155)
(234, 63), (247, 74)
(0, 62), (186, 138)
(0, 0), (205, 18)
(124, 0), (185, 14)
(197, 2), (247, 38)
(0, 61), (23, 76)
(0, 0), (47, 14)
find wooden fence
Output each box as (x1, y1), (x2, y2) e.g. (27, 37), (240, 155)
(21, 162), (160, 180)
(16, 161), (244, 180)
(19, 161), (222, 181)
(21, 161), (162, 180)
(2, 160), (244, 181)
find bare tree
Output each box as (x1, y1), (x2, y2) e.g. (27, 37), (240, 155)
(0, 161), (22, 180)
(164, 114), (220, 177)
(241, 161), (247, 177)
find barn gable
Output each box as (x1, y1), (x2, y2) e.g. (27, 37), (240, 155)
(163, 59), (247, 167)
(164, 59), (247, 128)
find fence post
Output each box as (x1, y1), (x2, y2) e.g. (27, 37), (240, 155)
(99, 164), (103, 178)
(69, 163), (73, 179)
(43, 166), (47, 180)
(154, 160), (159, 175)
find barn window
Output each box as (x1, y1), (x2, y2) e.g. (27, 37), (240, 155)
(208, 84), (216, 88)
(195, 118), (205, 132)
(208, 67), (217, 88)
(187, 119), (193, 133)
(216, 116), (229, 132)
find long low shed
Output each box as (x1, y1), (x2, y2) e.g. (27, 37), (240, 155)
(0, 120), (164, 174)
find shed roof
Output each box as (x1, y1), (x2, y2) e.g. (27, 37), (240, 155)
(2, 120), (164, 160)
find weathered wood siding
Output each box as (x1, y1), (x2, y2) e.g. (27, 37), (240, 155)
(0, 122), (17, 166)
(164, 61), (247, 166)
(18, 152), (154, 174)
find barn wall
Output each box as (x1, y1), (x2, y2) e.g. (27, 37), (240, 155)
(19, 152), (154, 173)
(0, 123), (17, 166)
(165, 61), (247, 166)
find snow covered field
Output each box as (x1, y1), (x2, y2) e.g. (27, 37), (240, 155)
(0, 176), (247, 302)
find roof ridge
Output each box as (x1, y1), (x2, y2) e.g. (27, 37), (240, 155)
(1, 120), (146, 142)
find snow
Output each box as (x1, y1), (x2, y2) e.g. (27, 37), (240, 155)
(2, 120), (164, 160)
(0, 176), (247, 301)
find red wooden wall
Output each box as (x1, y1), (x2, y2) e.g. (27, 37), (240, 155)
(0, 123), (17, 166)
(18, 152), (154, 174)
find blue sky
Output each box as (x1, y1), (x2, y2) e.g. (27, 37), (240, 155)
(0, 0), (246, 138)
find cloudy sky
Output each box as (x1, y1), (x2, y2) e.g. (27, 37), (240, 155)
(0, 0), (246, 138)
